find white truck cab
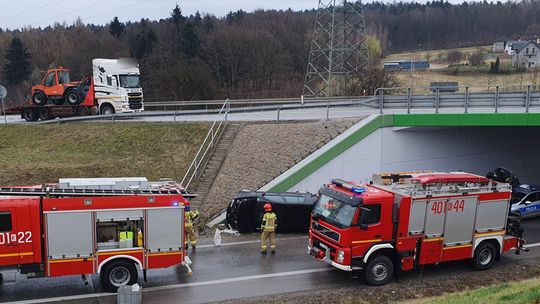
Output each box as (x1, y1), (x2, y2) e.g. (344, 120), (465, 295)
(92, 58), (144, 114)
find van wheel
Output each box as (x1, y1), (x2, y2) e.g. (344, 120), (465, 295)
(101, 260), (138, 292)
(364, 254), (394, 286)
(472, 242), (496, 271)
(22, 108), (39, 122)
(31, 91), (47, 106)
(100, 104), (115, 115)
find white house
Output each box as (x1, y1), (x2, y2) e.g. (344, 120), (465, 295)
(512, 41), (540, 69)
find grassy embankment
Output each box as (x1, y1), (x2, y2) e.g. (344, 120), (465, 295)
(384, 45), (540, 92)
(403, 277), (540, 304)
(0, 122), (210, 186)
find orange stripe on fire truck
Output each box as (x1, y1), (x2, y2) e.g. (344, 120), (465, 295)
(443, 244), (473, 250)
(0, 252), (34, 258)
(148, 251), (183, 257)
(475, 230), (505, 237)
(49, 258), (95, 263)
(352, 239), (382, 244)
(97, 249), (143, 256)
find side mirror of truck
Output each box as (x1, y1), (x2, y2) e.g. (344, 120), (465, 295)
(358, 207), (371, 230)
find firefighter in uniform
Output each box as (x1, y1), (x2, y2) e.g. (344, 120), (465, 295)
(260, 203), (277, 254)
(184, 205), (199, 249)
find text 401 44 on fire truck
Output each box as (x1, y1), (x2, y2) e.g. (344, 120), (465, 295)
(0, 180), (194, 291)
(309, 172), (525, 286)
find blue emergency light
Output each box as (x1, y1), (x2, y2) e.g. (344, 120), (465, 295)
(332, 179), (366, 194)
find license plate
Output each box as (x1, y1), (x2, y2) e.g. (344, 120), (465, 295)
(320, 243), (328, 250)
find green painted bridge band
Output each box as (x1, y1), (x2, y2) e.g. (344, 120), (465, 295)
(268, 113), (540, 192)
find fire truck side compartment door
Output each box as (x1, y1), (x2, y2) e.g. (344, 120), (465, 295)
(146, 208), (183, 252)
(424, 199), (447, 238)
(443, 197), (478, 246)
(47, 212), (93, 258)
(0, 205), (19, 266)
(408, 199), (427, 235)
(475, 200), (508, 232)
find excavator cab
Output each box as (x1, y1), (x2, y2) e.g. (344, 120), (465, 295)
(31, 68), (81, 106)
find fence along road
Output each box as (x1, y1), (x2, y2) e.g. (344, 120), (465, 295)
(6, 85), (540, 124)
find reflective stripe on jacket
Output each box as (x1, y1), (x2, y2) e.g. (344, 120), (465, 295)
(261, 212), (277, 232)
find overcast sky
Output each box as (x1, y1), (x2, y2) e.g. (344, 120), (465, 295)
(0, 0), (318, 30)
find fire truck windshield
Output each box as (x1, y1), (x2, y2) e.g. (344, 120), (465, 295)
(313, 194), (357, 228)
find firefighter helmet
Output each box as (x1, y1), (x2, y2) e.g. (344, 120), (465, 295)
(264, 203), (272, 212)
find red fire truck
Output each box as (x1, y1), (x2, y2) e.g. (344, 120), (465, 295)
(308, 172), (526, 286)
(0, 184), (194, 291)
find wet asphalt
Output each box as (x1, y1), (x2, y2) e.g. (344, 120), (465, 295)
(2, 219), (540, 303)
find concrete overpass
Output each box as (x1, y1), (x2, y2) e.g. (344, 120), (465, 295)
(261, 113), (540, 192)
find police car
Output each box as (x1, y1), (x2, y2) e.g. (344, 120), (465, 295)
(510, 184), (540, 219)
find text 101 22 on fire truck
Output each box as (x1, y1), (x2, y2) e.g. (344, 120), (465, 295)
(0, 180), (193, 291)
(308, 171), (525, 286)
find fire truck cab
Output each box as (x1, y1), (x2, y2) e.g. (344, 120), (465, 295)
(0, 181), (193, 291)
(309, 172), (525, 286)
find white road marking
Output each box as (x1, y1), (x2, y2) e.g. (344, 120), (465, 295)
(197, 235), (308, 248)
(7, 268), (332, 304)
(7, 240), (540, 304)
(144, 268), (333, 291)
(525, 242), (540, 248)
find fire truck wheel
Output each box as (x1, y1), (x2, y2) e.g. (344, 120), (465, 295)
(364, 254), (394, 286)
(31, 91), (47, 106)
(472, 242), (496, 271)
(100, 260), (138, 292)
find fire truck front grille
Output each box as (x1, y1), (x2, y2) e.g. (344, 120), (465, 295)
(311, 221), (340, 242)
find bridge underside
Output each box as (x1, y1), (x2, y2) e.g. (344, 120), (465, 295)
(262, 114), (540, 193)
(291, 126), (540, 192)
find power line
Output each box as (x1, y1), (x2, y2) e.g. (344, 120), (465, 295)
(0, 0), (68, 21)
(85, 0), (154, 22)
(29, 0), (111, 26)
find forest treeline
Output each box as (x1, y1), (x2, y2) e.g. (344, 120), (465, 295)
(1, 1), (540, 102)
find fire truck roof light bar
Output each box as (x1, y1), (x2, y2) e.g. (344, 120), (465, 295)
(331, 179), (366, 194)
(0, 187), (198, 198)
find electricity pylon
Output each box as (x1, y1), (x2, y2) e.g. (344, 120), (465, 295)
(303, 0), (369, 97)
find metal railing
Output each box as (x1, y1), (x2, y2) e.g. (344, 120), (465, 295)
(143, 95), (371, 111)
(179, 99), (230, 190)
(375, 85), (540, 114)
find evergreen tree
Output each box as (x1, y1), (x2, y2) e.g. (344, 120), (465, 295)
(494, 56), (501, 74)
(3, 37), (32, 86)
(109, 17), (125, 38)
(129, 26), (157, 61)
(170, 4), (185, 29)
(182, 23), (200, 58)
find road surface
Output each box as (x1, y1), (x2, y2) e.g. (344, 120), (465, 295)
(3, 219), (540, 304)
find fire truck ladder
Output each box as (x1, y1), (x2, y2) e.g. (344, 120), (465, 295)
(0, 187), (198, 198)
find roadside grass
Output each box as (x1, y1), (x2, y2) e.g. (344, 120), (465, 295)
(0, 122), (210, 186)
(385, 45), (494, 65)
(393, 68), (539, 92)
(403, 277), (540, 304)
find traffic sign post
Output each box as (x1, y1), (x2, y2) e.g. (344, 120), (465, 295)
(0, 85), (7, 124)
